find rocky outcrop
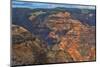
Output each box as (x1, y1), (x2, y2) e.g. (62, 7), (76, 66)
(44, 11), (96, 62)
(12, 25), (48, 66)
(12, 11), (96, 66)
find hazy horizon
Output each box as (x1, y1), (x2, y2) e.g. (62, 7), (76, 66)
(12, 1), (96, 10)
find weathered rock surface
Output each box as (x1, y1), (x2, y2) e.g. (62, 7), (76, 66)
(12, 11), (96, 66)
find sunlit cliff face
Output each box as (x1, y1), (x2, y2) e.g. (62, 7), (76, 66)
(44, 11), (95, 61)
(12, 9), (96, 66)
(45, 11), (83, 44)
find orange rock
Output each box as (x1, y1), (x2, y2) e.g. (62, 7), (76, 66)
(67, 48), (83, 61)
(12, 43), (35, 65)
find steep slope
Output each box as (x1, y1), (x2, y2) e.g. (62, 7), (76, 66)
(12, 10), (96, 66)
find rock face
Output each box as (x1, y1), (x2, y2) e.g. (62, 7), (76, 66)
(12, 43), (35, 65)
(43, 11), (95, 62)
(48, 12), (71, 18)
(12, 11), (96, 66)
(12, 25), (48, 66)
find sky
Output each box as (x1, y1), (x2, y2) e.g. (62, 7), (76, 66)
(12, 0), (96, 9)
